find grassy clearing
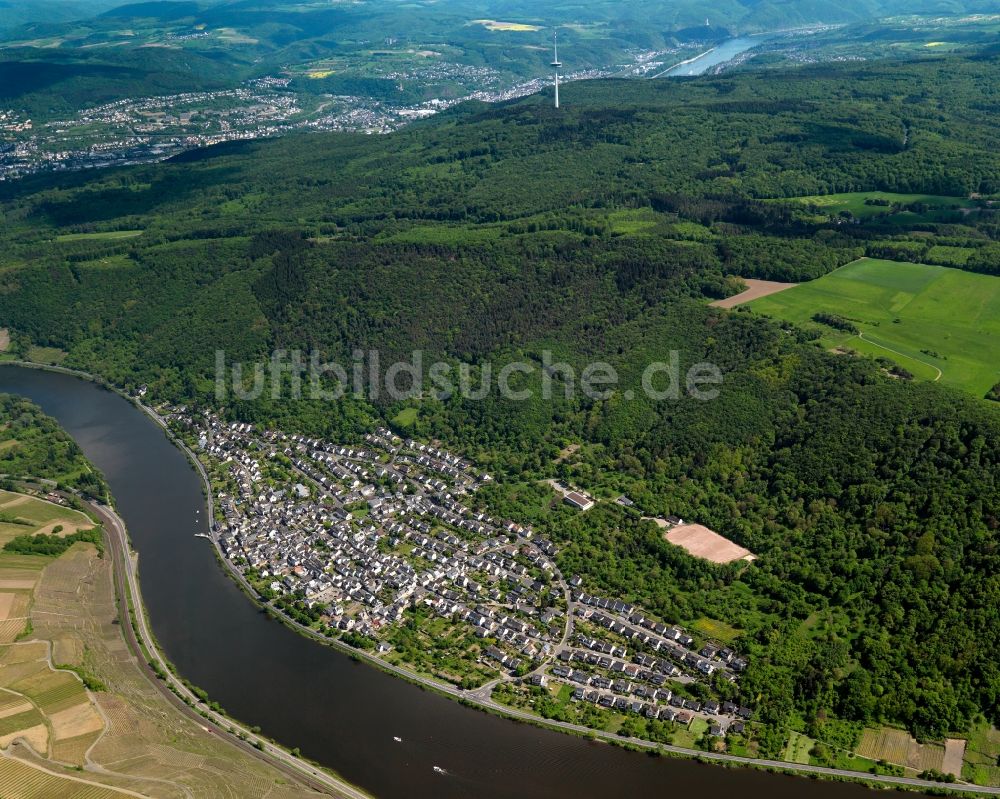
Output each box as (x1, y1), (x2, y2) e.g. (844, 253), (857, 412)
(781, 192), (974, 220)
(25, 347), (67, 365)
(379, 223), (502, 245)
(665, 220), (717, 241)
(690, 617), (741, 644)
(54, 230), (143, 242)
(961, 723), (1000, 786)
(74, 255), (133, 270)
(783, 730), (815, 764)
(606, 208), (661, 235)
(672, 717), (707, 748)
(748, 258), (1000, 397)
(392, 407), (418, 427)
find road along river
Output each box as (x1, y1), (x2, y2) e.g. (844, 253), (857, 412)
(0, 364), (943, 799)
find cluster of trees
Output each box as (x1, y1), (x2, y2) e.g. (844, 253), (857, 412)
(4, 526), (102, 557)
(719, 234), (862, 281)
(812, 312), (859, 334)
(273, 592), (327, 627)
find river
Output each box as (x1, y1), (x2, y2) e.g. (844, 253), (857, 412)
(0, 364), (922, 799)
(660, 37), (759, 77)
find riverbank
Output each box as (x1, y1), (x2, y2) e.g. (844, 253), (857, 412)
(88, 495), (371, 799)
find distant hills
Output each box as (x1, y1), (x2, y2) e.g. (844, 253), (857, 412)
(0, 0), (124, 31)
(7, 0), (996, 37)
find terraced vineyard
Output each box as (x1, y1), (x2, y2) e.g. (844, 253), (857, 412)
(857, 727), (946, 772)
(0, 757), (128, 799)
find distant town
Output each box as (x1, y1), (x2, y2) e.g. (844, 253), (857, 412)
(164, 406), (754, 746)
(0, 46), (704, 182)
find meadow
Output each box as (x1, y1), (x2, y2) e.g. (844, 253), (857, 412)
(54, 230), (143, 242)
(748, 258), (1000, 398)
(780, 192), (976, 221)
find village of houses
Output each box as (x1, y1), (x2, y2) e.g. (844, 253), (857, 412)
(166, 408), (755, 741)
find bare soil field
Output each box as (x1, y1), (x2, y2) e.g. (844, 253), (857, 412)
(710, 279), (797, 308)
(943, 738), (967, 778)
(0, 594), (16, 620)
(0, 580), (38, 591)
(663, 523), (755, 564)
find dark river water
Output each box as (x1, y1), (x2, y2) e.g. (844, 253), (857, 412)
(0, 364), (922, 799)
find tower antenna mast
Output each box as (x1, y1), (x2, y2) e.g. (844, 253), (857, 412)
(551, 30), (562, 109)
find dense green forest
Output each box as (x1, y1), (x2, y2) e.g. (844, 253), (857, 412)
(0, 51), (997, 751)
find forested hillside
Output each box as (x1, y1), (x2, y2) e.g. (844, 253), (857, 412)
(0, 51), (997, 752)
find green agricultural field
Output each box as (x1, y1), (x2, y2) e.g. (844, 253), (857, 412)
(748, 258), (1000, 398)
